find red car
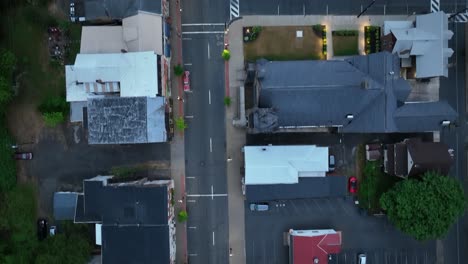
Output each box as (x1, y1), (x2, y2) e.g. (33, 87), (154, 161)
(14, 152), (33, 160)
(348, 176), (358, 194)
(183, 71), (190, 91)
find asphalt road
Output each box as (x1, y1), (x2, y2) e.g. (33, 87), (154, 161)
(245, 198), (436, 264)
(239, 0), (468, 16)
(181, 1), (230, 263)
(438, 21), (467, 264)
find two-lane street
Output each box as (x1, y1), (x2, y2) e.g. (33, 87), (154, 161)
(181, 1), (230, 263)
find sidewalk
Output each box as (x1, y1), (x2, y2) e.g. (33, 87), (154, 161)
(226, 18), (247, 264)
(168, 0), (187, 264)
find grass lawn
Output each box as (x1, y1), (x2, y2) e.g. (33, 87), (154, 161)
(244, 26), (324, 61)
(358, 160), (401, 213)
(332, 33), (359, 57)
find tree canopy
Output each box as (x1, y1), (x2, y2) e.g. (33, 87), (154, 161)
(380, 171), (466, 241)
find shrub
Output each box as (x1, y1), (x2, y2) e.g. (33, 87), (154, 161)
(175, 117), (187, 130)
(38, 96), (68, 114)
(173, 64), (184, 76)
(0, 123), (16, 192)
(178, 210), (188, 222)
(224, 96), (231, 106)
(42, 112), (64, 127)
(222, 49), (231, 60)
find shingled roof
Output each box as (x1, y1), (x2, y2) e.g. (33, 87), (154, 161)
(251, 52), (457, 133)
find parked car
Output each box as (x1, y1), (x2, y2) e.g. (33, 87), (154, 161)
(249, 203), (269, 211)
(183, 71), (191, 91)
(37, 218), (48, 241)
(329, 155), (335, 171)
(348, 176), (358, 194)
(14, 152), (33, 160)
(358, 253), (367, 264)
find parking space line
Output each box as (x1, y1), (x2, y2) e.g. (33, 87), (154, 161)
(188, 253), (198, 257)
(187, 176), (196, 179)
(182, 38), (192, 40)
(184, 63), (192, 66)
(187, 199), (196, 203)
(313, 199), (323, 212)
(188, 226), (197, 229)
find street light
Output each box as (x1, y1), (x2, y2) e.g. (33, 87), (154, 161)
(357, 0), (376, 18)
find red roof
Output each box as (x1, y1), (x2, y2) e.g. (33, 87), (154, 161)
(291, 230), (342, 264)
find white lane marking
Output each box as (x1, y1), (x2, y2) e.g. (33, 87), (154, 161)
(187, 176), (196, 179)
(187, 199), (196, 203)
(303, 4), (305, 16)
(209, 137), (212, 152)
(182, 23), (225, 26)
(209, 90), (211, 104)
(182, 31), (224, 35)
(186, 194), (228, 197)
(207, 43), (210, 59)
(277, 5), (279, 15)
(211, 185), (214, 200)
(326, 5), (329, 15)
(212, 231), (215, 245)
(184, 63), (192, 66)
(188, 226), (197, 229)
(182, 38), (192, 40)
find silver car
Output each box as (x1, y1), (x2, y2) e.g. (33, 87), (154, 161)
(249, 203), (269, 211)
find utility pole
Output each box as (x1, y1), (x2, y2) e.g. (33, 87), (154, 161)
(357, 0), (376, 18)
(449, 8), (468, 20)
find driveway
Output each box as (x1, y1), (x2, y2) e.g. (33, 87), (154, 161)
(245, 197), (436, 264)
(25, 123), (170, 217)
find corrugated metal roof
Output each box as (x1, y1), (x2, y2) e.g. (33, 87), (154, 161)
(66, 51), (158, 102)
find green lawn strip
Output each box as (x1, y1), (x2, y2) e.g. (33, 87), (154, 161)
(332, 34), (359, 56)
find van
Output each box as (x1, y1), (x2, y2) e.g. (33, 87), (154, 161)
(249, 203), (269, 211)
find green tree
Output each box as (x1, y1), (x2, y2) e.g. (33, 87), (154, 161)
(0, 123), (16, 192)
(380, 171), (466, 241)
(42, 112), (65, 127)
(173, 64), (184, 76)
(222, 49), (231, 60)
(0, 49), (16, 78)
(178, 210), (188, 222)
(175, 117), (187, 130)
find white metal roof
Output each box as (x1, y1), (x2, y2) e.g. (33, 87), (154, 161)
(66, 51), (158, 102)
(244, 145), (329, 185)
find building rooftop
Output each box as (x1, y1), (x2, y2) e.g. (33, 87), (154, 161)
(252, 52), (457, 133)
(53, 192), (78, 221)
(80, 12), (163, 55)
(244, 145), (329, 185)
(87, 96), (166, 144)
(385, 11), (453, 78)
(65, 51), (158, 102)
(289, 229), (342, 264)
(75, 176), (173, 264)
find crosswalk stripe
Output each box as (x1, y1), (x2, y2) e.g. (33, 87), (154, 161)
(431, 0), (440, 13)
(230, 0), (240, 19)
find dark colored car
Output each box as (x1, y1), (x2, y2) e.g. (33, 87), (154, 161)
(37, 218), (48, 241)
(348, 176), (358, 194)
(14, 152), (33, 160)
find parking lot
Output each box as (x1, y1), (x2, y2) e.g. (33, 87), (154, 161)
(245, 197), (436, 264)
(26, 124), (171, 217)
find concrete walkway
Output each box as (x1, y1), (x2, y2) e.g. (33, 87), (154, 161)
(169, 0), (187, 263)
(241, 15), (408, 59)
